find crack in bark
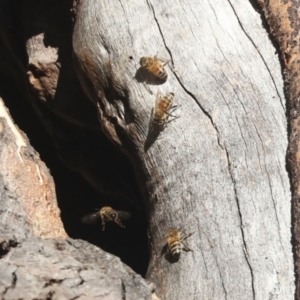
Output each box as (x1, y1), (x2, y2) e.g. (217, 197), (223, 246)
(147, 2), (260, 298)
(146, 0), (174, 67)
(121, 279), (126, 300)
(117, 0), (134, 46)
(11, 270), (17, 287)
(203, 229), (228, 299)
(224, 148), (256, 299)
(3, 269), (17, 296)
(226, 0), (284, 111)
(252, 123), (284, 252)
(208, 19), (238, 75)
(45, 290), (55, 299)
(216, 260), (228, 300)
(146, 0), (225, 152)
(208, 16), (274, 146)
(174, 73), (225, 151)
(195, 224), (209, 276)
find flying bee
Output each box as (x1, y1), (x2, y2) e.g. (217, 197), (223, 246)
(81, 206), (130, 231)
(165, 228), (194, 258)
(139, 54), (169, 82)
(152, 92), (179, 127)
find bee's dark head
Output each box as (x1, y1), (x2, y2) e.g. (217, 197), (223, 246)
(139, 57), (146, 66)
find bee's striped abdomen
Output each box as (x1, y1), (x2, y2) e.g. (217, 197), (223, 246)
(169, 240), (182, 257)
(156, 66), (167, 80)
(165, 228), (194, 259)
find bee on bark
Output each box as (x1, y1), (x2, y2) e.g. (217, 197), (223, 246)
(139, 54), (169, 82)
(152, 92), (179, 127)
(165, 228), (194, 258)
(81, 206), (130, 231)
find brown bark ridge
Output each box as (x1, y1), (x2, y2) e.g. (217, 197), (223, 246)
(0, 97), (66, 240)
(256, 0), (300, 298)
(73, 0), (294, 299)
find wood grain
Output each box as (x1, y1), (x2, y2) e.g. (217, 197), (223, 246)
(73, 0), (294, 299)
(257, 0), (300, 298)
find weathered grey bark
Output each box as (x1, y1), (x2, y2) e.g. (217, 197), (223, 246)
(0, 232), (155, 300)
(72, 0), (294, 299)
(256, 0), (300, 298)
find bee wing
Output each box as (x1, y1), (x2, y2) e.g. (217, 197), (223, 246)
(81, 212), (101, 224)
(154, 91), (162, 109)
(116, 210), (131, 221)
(154, 53), (169, 64)
(156, 57), (169, 65)
(157, 236), (167, 248)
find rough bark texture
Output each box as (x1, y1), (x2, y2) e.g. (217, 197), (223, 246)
(256, 0), (300, 298)
(72, 0), (294, 299)
(0, 231), (155, 300)
(0, 0), (297, 299)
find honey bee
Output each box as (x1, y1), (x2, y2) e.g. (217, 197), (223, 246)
(139, 54), (169, 81)
(165, 228), (194, 258)
(152, 92), (178, 127)
(81, 206), (130, 231)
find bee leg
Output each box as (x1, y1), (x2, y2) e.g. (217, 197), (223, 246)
(160, 116), (180, 131)
(114, 218), (125, 228)
(155, 52), (170, 65)
(164, 105), (181, 123)
(182, 231), (195, 240)
(162, 59), (170, 66)
(164, 105), (181, 126)
(166, 110), (179, 118)
(164, 115), (180, 126)
(182, 231), (195, 246)
(100, 213), (106, 231)
(181, 231), (195, 252)
(182, 241), (193, 252)
(168, 104), (182, 113)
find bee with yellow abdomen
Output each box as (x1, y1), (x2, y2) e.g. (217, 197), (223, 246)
(81, 206), (130, 231)
(139, 54), (169, 82)
(166, 228), (194, 258)
(152, 92), (179, 127)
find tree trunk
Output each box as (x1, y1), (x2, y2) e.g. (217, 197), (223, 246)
(73, 0), (294, 299)
(0, 0), (296, 299)
(256, 0), (300, 298)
